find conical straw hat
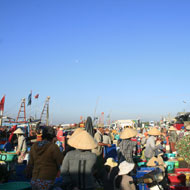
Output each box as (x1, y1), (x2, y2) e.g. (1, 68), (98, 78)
(147, 156), (166, 168)
(120, 128), (137, 139)
(147, 157), (158, 167)
(68, 130), (97, 150)
(68, 128), (84, 139)
(148, 127), (161, 136)
(169, 126), (177, 131)
(186, 125), (190, 130)
(13, 128), (24, 134)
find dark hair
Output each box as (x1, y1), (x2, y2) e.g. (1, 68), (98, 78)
(105, 165), (111, 173)
(42, 126), (56, 141)
(115, 175), (122, 188)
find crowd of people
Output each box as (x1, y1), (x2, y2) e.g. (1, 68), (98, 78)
(1, 118), (190, 190)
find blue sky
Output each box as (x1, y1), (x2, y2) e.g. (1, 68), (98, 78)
(0, 0), (190, 124)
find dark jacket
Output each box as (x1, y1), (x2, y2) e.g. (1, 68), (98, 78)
(103, 166), (119, 190)
(61, 149), (97, 190)
(28, 141), (63, 180)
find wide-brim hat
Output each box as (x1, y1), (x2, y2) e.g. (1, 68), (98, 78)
(105, 158), (118, 168)
(68, 128), (84, 139)
(120, 128), (137, 139)
(186, 125), (190, 130)
(68, 130), (97, 150)
(118, 161), (135, 175)
(148, 127), (161, 136)
(169, 126), (177, 131)
(147, 156), (166, 168)
(13, 128), (24, 134)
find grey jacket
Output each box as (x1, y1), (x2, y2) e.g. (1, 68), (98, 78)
(61, 149), (97, 189)
(144, 136), (159, 159)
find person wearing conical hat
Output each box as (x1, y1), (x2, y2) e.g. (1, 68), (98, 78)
(184, 124), (190, 136)
(144, 127), (161, 160)
(168, 126), (178, 153)
(118, 128), (138, 164)
(13, 128), (27, 163)
(60, 130), (97, 190)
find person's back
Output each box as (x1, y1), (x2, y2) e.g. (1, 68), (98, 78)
(144, 136), (157, 159)
(103, 166), (119, 190)
(28, 126), (63, 190)
(29, 141), (63, 180)
(61, 149), (97, 190)
(169, 131), (177, 143)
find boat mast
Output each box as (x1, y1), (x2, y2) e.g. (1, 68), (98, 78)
(16, 98), (27, 123)
(40, 96), (50, 126)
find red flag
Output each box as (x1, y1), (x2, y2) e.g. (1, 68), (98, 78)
(0, 96), (5, 111)
(34, 94), (39, 99)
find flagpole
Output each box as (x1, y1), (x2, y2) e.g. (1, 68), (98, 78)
(35, 97), (38, 120)
(0, 110), (3, 126)
(30, 104), (31, 120)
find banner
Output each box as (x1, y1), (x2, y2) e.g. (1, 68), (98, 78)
(27, 91), (32, 106)
(0, 95), (5, 112)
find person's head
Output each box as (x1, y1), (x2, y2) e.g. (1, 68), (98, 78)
(147, 127), (161, 137)
(120, 128), (137, 140)
(68, 130), (97, 150)
(105, 158), (118, 168)
(104, 128), (110, 135)
(118, 161), (135, 176)
(13, 128), (24, 137)
(98, 128), (104, 135)
(42, 126), (56, 141)
(169, 126), (177, 133)
(86, 116), (93, 125)
(36, 128), (42, 135)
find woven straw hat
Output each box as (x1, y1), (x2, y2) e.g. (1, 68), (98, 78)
(148, 127), (161, 136)
(186, 125), (190, 130)
(69, 128), (84, 139)
(147, 156), (166, 168)
(120, 128), (137, 139)
(13, 128), (24, 134)
(105, 158), (118, 168)
(169, 126), (177, 131)
(68, 130), (97, 150)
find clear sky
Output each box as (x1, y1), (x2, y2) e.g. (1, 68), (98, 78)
(0, 0), (190, 124)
